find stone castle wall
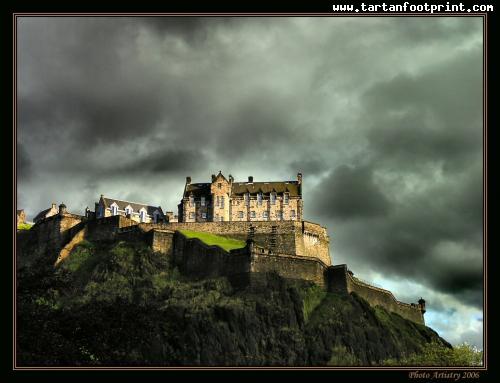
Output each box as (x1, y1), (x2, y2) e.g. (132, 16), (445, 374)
(137, 220), (331, 265)
(327, 264), (424, 325)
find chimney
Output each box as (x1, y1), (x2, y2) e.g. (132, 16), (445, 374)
(418, 298), (426, 314)
(211, 174), (216, 182)
(186, 176), (191, 184)
(248, 176), (253, 183)
(297, 172), (303, 185)
(59, 203), (67, 215)
(229, 174), (234, 183)
(51, 203), (57, 210)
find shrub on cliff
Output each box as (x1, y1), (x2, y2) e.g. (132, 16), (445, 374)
(382, 341), (483, 366)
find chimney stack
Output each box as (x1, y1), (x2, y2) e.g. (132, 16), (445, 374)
(51, 203), (57, 210)
(59, 203), (67, 215)
(229, 174), (234, 183)
(248, 176), (253, 183)
(297, 172), (303, 185)
(186, 176), (191, 184)
(211, 174), (216, 182)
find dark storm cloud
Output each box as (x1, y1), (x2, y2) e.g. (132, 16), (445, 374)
(309, 34), (482, 308)
(17, 17), (483, 346)
(312, 165), (391, 220)
(17, 142), (31, 180)
(112, 148), (207, 175)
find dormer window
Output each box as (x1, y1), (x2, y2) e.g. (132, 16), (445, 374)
(140, 210), (146, 222)
(111, 203), (118, 216)
(125, 206), (132, 216)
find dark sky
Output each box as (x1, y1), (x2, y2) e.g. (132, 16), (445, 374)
(17, 16), (483, 348)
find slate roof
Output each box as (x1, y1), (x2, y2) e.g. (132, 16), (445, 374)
(182, 180), (301, 198)
(33, 208), (52, 223)
(183, 183), (212, 198)
(101, 197), (163, 216)
(231, 181), (301, 197)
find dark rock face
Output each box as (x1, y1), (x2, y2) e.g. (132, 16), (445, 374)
(16, 240), (449, 366)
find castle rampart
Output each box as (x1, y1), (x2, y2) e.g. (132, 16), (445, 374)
(327, 264), (425, 325)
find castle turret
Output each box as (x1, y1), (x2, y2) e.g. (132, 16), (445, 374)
(418, 297), (426, 314)
(186, 176), (191, 185)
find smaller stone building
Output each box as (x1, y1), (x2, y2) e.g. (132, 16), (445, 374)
(33, 203), (58, 224)
(17, 209), (26, 226)
(94, 195), (167, 224)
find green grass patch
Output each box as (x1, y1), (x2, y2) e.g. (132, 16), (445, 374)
(178, 230), (246, 252)
(18, 223), (33, 230)
(301, 284), (327, 323)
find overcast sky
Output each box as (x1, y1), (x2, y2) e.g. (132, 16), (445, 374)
(17, 16), (483, 349)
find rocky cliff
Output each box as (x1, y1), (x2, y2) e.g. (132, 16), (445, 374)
(17, 239), (450, 366)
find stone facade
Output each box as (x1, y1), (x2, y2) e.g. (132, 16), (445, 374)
(17, 209), (26, 226)
(178, 171), (303, 223)
(136, 220), (331, 266)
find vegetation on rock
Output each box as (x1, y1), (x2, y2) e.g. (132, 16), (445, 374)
(17, 240), (479, 367)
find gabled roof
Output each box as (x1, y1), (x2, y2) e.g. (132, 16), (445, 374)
(33, 208), (52, 222)
(101, 197), (163, 216)
(183, 183), (212, 198)
(231, 181), (301, 197)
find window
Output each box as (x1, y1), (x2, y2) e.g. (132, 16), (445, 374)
(202, 212), (207, 219)
(291, 210), (296, 218)
(218, 183), (222, 189)
(111, 204), (118, 216)
(284, 193), (289, 205)
(140, 210), (146, 222)
(125, 207), (131, 216)
(250, 211), (256, 218)
(257, 192), (262, 205)
(238, 211), (244, 219)
(276, 211), (282, 220)
(189, 196), (194, 207)
(244, 193), (250, 206)
(216, 196), (219, 207)
(189, 212), (195, 220)
(220, 196), (225, 208)
(201, 196), (206, 206)
(270, 193), (276, 205)
(219, 216), (224, 222)
(263, 211), (268, 219)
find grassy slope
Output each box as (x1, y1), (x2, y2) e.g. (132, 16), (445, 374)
(17, 239), (468, 366)
(178, 229), (246, 251)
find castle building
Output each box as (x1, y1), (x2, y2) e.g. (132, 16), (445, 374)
(95, 195), (166, 224)
(178, 171), (303, 223)
(33, 203), (58, 223)
(17, 209), (26, 226)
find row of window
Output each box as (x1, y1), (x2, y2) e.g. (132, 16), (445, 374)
(187, 210), (296, 220)
(188, 193), (292, 207)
